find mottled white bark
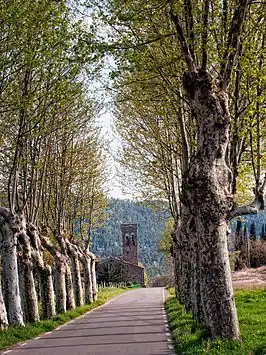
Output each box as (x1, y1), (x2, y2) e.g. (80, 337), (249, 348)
(55, 232), (75, 310)
(190, 230), (204, 322)
(39, 232), (67, 314)
(169, 0), (249, 339)
(41, 266), (56, 318)
(183, 71), (240, 339)
(28, 225), (55, 319)
(65, 263), (76, 310)
(90, 254), (98, 301)
(0, 276), (8, 330)
(72, 255), (83, 306)
(0, 208), (24, 326)
(54, 261), (67, 313)
(17, 252), (27, 321)
(18, 217), (39, 323)
(81, 255), (93, 304)
(66, 240), (83, 307)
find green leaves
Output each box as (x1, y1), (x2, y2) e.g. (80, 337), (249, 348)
(0, 0), (108, 235)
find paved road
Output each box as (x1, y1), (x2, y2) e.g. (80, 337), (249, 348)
(3, 288), (173, 355)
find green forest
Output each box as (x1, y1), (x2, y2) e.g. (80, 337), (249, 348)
(91, 198), (171, 277)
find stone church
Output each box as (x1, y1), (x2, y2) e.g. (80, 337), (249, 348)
(96, 224), (144, 286)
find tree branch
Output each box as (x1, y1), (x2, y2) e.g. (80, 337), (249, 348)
(230, 173), (266, 219)
(250, 126), (257, 180)
(0, 207), (11, 222)
(169, 3), (196, 73)
(184, 0), (197, 64)
(201, 0), (209, 71)
(219, 0), (249, 90)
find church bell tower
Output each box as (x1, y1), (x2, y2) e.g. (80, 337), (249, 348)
(121, 224), (138, 265)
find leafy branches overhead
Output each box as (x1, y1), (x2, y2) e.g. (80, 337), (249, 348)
(88, 0), (266, 219)
(0, 0), (108, 238)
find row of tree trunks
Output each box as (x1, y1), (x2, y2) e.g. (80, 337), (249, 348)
(38, 230), (98, 309)
(0, 208), (98, 329)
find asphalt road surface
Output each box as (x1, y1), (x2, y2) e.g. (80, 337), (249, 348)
(2, 288), (174, 355)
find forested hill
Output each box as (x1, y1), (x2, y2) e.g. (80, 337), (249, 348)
(91, 198), (170, 277)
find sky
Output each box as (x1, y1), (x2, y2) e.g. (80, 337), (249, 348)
(76, 7), (132, 200)
(99, 111), (130, 200)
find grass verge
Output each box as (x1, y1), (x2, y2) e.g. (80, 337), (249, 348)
(0, 287), (128, 351)
(165, 288), (266, 354)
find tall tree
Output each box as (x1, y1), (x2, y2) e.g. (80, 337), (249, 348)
(88, 0), (265, 338)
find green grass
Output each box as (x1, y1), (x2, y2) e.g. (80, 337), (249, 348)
(165, 288), (266, 354)
(0, 287), (128, 351)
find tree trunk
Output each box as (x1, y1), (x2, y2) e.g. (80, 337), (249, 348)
(90, 255), (98, 301)
(23, 260), (40, 322)
(40, 266), (56, 319)
(27, 225), (55, 319)
(0, 276), (8, 330)
(0, 210), (24, 326)
(81, 255), (93, 304)
(65, 263), (75, 310)
(39, 230), (67, 314)
(17, 251), (27, 322)
(183, 70), (240, 339)
(66, 240), (83, 307)
(55, 233), (75, 310)
(54, 261), (67, 314)
(71, 253), (83, 307)
(18, 217), (39, 323)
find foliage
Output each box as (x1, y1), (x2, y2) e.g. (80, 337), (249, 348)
(159, 217), (175, 259)
(165, 289), (266, 354)
(229, 251), (243, 271)
(0, 0), (108, 238)
(0, 287), (128, 351)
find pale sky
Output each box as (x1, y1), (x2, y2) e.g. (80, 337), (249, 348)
(99, 111), (130, 200)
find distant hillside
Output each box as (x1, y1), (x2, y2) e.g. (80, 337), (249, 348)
(91, 198), (171, 277)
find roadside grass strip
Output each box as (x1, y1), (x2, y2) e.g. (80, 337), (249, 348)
(165, 288), (266, 354)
